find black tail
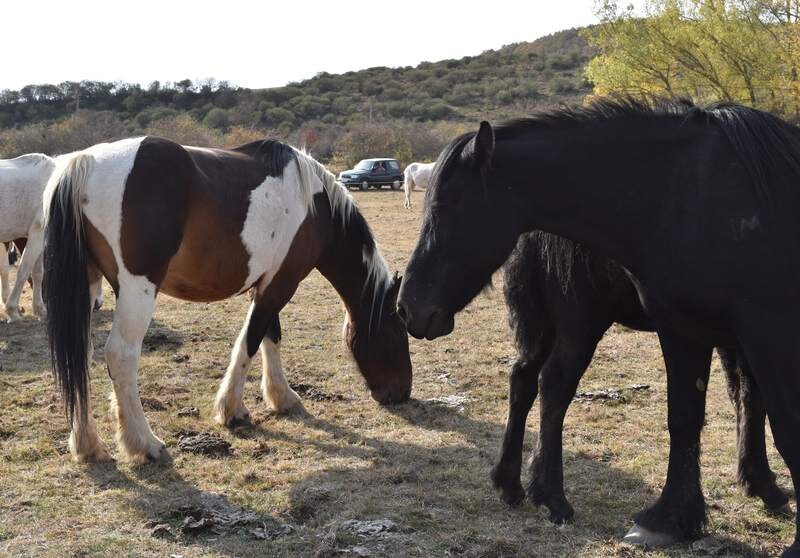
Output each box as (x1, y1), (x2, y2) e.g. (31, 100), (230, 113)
(43, 154), (94, 427)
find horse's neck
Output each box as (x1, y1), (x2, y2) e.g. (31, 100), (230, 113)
(315, 205), (387, 326)
(500, 124), (680, 273)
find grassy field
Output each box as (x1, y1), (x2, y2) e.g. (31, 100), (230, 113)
(0, 189), (794, 557)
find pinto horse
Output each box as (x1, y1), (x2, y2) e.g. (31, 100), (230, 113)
(44, 137), (412, 464)
(399, 99), (800, 556)
(492, 231), (786, 522)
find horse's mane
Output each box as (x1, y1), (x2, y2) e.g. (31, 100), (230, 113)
(287, 143), (393, 337)
(439, 96), (800, 205)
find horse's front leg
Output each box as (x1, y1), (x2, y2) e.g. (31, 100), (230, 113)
(625, 331), (712, 547)
(527, 336), (597, 523)
(260, 314), (304, 414)
(490, 352), (548, 506)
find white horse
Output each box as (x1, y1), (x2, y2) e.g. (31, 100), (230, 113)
(0, 153), (103, 322)
(403, 162), (435, 209)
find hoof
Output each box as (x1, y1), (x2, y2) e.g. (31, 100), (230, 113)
(72, 443), (114, 464)
(6, 309), (21, 323)
(623, 524), (680, 548)
(490, 465), (525, 507)
(527, 481), (575, 524)
(212, 398), (251, 428)
(544, 501), (575, 525)
(768, 503), (794, 518)
(227, 413), (252, 429)
(124, 438), (169, 464)
(271, 389), (307, 416)
(143, 443), (170, 464)
(755, 484), (791, 512)
(93, 298), (103, 311)
(279, 400), (308, 417)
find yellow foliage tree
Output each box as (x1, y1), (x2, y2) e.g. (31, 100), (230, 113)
(584, 0), (800, 118)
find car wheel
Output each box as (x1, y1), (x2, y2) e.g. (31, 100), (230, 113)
(360, 180), (369, 191)
(391, 180), (401, 190)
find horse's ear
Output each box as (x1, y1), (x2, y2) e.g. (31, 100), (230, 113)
(473, 121), (494, 166)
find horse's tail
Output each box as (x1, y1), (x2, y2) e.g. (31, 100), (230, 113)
(43, 153), (95, 428)
(403, 165), (415, 209)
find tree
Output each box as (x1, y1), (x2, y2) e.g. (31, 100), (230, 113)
(583, 1), (800, 116)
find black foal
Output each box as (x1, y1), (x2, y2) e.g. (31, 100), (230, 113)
(490, 232), (787, 522)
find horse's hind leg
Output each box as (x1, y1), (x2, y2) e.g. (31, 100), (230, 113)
(490, 342), (551, 506)
(4, 225), (43, 322)
(0, 244), (10, 304)
(260, 315), (304, 414)
(718, 346), (788, 511)
(527, 335), (599, 523)
(66, 264), (111, 462)
(105, 279), (165, 463)
(69, 393), (113, 463)
(31, 254), (45, 319)
(736, 320), (800, 557)
(404, 176), (414, 209)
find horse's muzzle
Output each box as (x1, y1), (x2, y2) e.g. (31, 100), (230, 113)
(397, 299), (454, 340)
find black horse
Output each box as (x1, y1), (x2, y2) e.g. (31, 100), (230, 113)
(492, 230), (787, 523)
(398, 98), (800, 556)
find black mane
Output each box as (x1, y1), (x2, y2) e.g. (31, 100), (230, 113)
(233, 139), (298, 178)
(435, 97), (800, 204)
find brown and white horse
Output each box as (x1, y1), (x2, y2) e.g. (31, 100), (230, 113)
(43, 137), (412, 463)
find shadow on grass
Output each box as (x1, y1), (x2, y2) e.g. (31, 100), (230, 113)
(71, 393), (771, 557)
(278, 398), (766, 556)
(0, 306), (184, 380)
(83, 457), (290, 556)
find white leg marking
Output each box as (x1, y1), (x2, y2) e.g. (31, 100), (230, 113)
(105, 278), (165, 463)
(69, 405), (113, 463)
(213, 303), (256, 426)
(261, 339), (304, 414)
(31, 254), (45, 319)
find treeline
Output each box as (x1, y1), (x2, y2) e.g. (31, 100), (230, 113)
(0, 30), (592, 166)
(585, 0), (800, 119)
(0, 109), (471, 172)
(0, 39), (590, 133)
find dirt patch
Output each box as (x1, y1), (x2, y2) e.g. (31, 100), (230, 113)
(291, 382), (346, 402)
(177, 433), (231, 457)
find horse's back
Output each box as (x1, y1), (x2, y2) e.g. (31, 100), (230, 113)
(0, 154), (54, 239)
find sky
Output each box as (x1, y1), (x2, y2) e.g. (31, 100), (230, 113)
(1, 1), (621, 91)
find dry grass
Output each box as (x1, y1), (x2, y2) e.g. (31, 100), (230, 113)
(0, 189), (794, 557)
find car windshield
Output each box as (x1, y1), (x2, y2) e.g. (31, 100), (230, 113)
(354, 160), (373, 171)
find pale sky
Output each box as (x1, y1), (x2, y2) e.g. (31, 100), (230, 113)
(1, 1), (616, 91)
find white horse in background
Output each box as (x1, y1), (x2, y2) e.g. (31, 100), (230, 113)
(0, 153), (102, 322)
(403, 162), (435, 209)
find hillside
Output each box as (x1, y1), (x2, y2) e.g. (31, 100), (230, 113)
(0, 28), (593, 165)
